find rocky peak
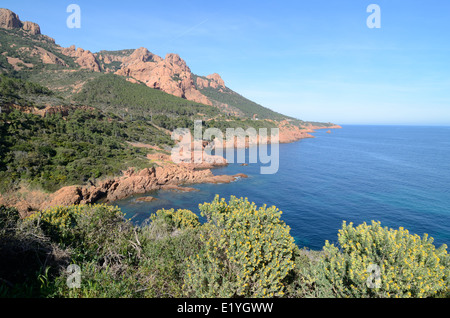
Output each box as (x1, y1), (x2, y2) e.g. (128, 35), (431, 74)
(60, 45), (101, 72)
(21, 21), (40, 35)
(0, 8), (21, 29)
(127, 47), (161, 63)
(196, 73), (226, 90)
(207, 73), (225, 88)
(165, 53), (187, 68)
(0, 8), (41, 35)
(115, 48), (211, 105)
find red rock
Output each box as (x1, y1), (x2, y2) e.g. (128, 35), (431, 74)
(115, 48), (212, 105)
(60, 45), (101, 72)
(0, 8), (22, 29)
(22, 21), (40, 35)
(0, 9), (41, 35)
(43, 186), (83, 210)
(136, 196), (158, 202)
(206, 73), (225, 88)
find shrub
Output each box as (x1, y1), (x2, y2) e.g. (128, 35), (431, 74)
(316, 221), (449, 298)
(0, 205), (20, 232)
(0, 206), (70, 297)
(183, 196), (297, 298)
(150, 208), (200, 231)
(25, 204), (136, 264)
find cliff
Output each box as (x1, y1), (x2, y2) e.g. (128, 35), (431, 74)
(0, 8), (40, 35)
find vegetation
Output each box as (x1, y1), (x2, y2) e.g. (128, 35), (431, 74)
(193, 74), (289, 120)
(0, 73), (280, 195)
(0, 197), (448, 298)
(0, 74), (56, 107)
(183, 196), (297, 298)
(0, 108), (172, 192)
(73, 74), (220, 121)
(95, 49), (134, 73)
(0, 28), (78, 78)
(317, 221), (450, 298)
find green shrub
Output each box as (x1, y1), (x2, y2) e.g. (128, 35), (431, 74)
(150, 208), (200, 231)
(183, 196), (297, 298)
(314, 221), (449, 298)
(25, 204), (136, 264)
(0, 205), (20, 231)
(52, 206), (204, 298)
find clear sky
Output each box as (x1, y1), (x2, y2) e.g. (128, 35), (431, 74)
(2, 0), (450, 125)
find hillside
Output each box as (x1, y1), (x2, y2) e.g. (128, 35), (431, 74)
(0, 7), (340, 210)
(193, 74), (289, 120)
(0, 7), (338, 125)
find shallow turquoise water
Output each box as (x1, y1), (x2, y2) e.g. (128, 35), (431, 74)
(115, 126), (450, 250)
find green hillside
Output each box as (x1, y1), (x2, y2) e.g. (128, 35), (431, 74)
(73, 74), (220, 120)
(193, 74), (290, 120)
(0, 28), (78, 77)
(0, 75), (174, 192)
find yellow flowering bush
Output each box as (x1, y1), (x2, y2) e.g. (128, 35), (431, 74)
(150, 208), (200, 230)
(319, 221), (449, 298)
(26, 204), (126, 248)
(27, 205), (85, 233)
(183, 196), (296, 298)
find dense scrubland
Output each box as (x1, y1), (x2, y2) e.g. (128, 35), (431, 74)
(0, 197), (448, 298)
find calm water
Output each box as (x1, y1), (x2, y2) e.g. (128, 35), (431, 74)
(115, 126), (450, 250)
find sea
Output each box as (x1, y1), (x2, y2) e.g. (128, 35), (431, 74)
(115, 126), (450, 250)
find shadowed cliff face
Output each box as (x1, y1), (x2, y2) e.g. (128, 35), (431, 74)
(0, 8), (40, 35)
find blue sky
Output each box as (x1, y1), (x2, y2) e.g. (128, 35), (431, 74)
(2, 0), (450, 125)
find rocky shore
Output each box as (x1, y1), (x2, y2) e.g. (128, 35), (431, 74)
(0, 155), (247, 217)
(0, 123), (340, 217)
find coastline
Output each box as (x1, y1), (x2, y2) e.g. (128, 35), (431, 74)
(0, 123), (341, 217)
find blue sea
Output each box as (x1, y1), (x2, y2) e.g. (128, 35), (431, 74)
(115, 126), (450, 250)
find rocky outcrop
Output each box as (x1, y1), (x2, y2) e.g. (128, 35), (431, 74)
(0, 152), (241, 214)
(35, 46), (68, 66)
(21, 21), (40, 35)
(0, 9), (229, 107)
(278, 120), (315, 144)
(15, 46), (67, 66)
(37, 163), (247, 210)
(0, 8), (41, 35)
(60, 45), (101, 72)
(136, 196), (158, 202)
(0, 8), (22, 29)
(207, 73), (225, 88)
(196, 73), (226, 90)
(278, 122), (342, 143)
(115, 48), (212, 105)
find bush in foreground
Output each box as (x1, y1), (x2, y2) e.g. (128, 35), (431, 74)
(303, 221), (450, 298)
(183, 196), (297, 298)
(1, 200), (449, 298)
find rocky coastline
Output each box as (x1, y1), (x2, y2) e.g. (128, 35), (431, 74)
(0, 124), (341, 217)
(0, 162), (247, 217)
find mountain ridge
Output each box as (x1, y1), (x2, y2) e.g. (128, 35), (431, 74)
(0, 7), (332, 123)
